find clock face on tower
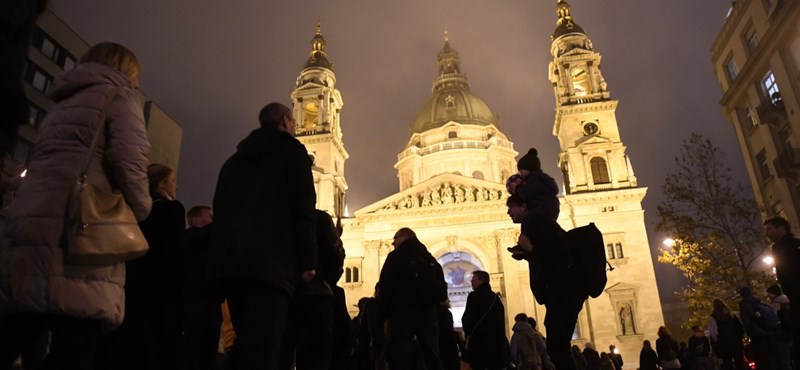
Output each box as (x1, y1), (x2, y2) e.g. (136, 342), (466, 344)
(583, 122), (599, 135)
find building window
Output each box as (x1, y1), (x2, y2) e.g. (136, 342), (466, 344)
(755, 149), (771, 181)
(615, 243), (624, 259)
(762, 71), (780, 104)
(743, 24), (758, 54)
(24, 65), (53, 93)
(344, 260), (362, 284)
(607, 243), (616, 259)
(725, 56), (739, 82)
(472, 171), (484, 180)
(448, 131), (458, 139)
(590, 157), (610, 184)
(31, 27), (75, 70)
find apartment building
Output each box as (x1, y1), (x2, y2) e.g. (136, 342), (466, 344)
(711, 0), (800, 229)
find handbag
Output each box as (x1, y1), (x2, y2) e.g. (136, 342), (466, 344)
(64, 87), (149, 265)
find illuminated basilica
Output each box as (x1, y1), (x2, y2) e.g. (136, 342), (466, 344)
(291, 1), (664, 363)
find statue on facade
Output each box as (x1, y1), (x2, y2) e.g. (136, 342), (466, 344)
(454, 185), (465, 203)
(421, 191), (432, 207)
(442, 183), (454, 204)
(620, 304), (635, 335)
(431, 187), (442, 205)
(465, 186), (475, 203)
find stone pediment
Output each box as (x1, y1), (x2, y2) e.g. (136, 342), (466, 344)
(605, 282), (639, 293)
(575, 134), (612, 146)
(355, 173), (507, 216)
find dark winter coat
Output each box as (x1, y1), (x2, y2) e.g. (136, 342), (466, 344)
(438, 305), (461, 370)
(655, 335), (679, 366)
(130, 194), (185, 299)
(710, 313), (744, 354)
(516, 170), (560, 221)
(296, 210), (344, 297)
(378, 237), (445, 318)
(572, 346), (588, 370)
(462, 283), (510, 370)
(771, 234), (800, 296)
(738, 296), (778, 338)
(520, 214), (573, 304)
(687, 333), (711, 358)
(208, 126), (317, 295)
(0, 62), (151, 328)
(639, 346), (659, 370)
(182, 223), (213, 298)
(583, 348), (601, 370)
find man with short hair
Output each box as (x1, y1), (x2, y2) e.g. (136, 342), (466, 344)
(378, 227), (447, 370)
(208, 102), (317, 369)
(462, 271), (510, 370)
(608, 345), (623, 370)
(507, 194), (587, 370)
(765, 216), (800, 367)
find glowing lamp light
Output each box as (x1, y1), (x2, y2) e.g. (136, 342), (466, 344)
(20, 169), (27, 178)
(763, 256), (774, 265)
(662, 238), (675, 248)
(613, 348), (619, 354)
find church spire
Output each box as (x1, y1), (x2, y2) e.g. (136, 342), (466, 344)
(433, 32), (469, 92)
(303, 21), (332, 70)
(552, 0), (586, 41)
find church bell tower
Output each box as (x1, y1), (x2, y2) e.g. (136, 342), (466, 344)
(291, 23), (348, 218)
(549, 0), (637, 194)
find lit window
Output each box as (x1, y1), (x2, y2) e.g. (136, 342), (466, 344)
(762, 71), (780, 104)
(615, 243), (624, 259)
(607, 243), (616, 259)
(29, 69), (52, 93)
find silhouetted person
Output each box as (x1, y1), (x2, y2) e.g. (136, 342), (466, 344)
(507, 194), (586, 370)
(208, 102), (317, 369)
(608, 345), (623, 370)
(656, 326), (681, 370)
(279, 210), (345, 370)
(738, 287), (779, 370)
(765, 216), (800, 367)
(462, 271), (509, 370)
(378, 227), (447, 370)
(708, 299), (746, 370)
(639, 340), (659, 370)
(687, 325), (712, 370)
(182, 205), (221, 370)
(583, 342), (600, 370)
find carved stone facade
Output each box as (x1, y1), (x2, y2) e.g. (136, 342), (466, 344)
(330, 4), (663, 368)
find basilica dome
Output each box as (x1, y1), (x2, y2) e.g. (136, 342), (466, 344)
(411, 87), (498, 134)
(410, 36), (499, 134)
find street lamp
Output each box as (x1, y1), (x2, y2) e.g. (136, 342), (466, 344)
(662, 238), (675, 248)
(763, 256), (774, 266)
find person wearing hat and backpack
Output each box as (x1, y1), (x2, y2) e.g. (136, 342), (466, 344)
(506, 148), (586, 370)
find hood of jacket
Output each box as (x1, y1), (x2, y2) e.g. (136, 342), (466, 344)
(512, 321), (534, 333)
(49, 62), (134, 102)
(528, 170), (559, 196)
(235, 127), (296, 161)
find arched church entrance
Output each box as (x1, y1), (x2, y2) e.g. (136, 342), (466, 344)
(437, 251), (483, 329)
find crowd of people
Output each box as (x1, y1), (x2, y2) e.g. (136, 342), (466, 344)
(1, 32), (799, 370)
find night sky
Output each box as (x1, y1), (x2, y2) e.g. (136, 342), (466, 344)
(51, 1), (748, 302)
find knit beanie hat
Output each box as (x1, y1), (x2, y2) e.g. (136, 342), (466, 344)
(517, 148), (541, 172)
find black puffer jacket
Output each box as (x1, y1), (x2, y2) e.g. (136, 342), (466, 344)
(208, 127), (316, 295)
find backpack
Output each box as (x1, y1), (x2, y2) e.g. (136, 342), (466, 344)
(565, 223), (612, 298)
(410, 253), (448, 304)
(752, 301), (781, 332)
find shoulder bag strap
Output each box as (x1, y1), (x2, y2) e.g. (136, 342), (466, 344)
(78, 87), (119, 183)
(468, 293), (499, 340)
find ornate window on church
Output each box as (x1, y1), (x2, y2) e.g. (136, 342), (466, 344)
(448, 131), (458, 139)
(472, 171), (484, 180)
(344, 258), (363, 284)
(589, 157), (610, 184)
